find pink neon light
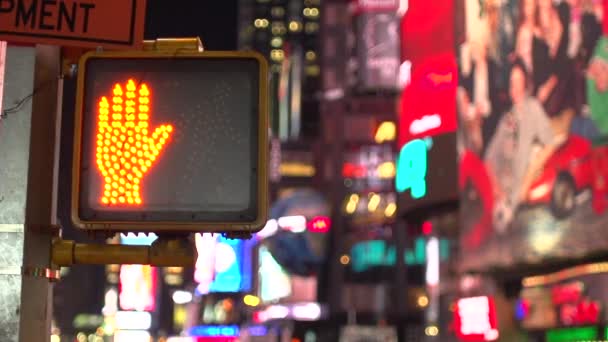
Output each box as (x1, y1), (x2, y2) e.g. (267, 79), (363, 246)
(308, 216), (331, 233)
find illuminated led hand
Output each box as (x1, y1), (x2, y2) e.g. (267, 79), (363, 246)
(96, 79), (173, 205)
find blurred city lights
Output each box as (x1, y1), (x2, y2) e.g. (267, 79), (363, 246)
(367, 193), (381, 212)
(340, 255), (350, 265)
(426, 237), (440, 287)
(172, 290), (193, 304)
(417, 295), (429, 308)
(345, 194), (359, 214)
(277, 215), (307, 233)
(115, 311), (152, 330)
(254, 18), (269, 28)
(244, 294), (261, 307)
(422, 221), (433, 235)
(375, 121), (396, 143)
(425, 326), (439, 336)
(292, 303), (322, 320)
(377, 162), (396, 179)
(384, 203), (397, 217)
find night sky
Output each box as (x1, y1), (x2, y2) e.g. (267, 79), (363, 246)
(144, 1), (239, 51)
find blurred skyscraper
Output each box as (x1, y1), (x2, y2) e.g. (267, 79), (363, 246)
(238, 0), (321, 140)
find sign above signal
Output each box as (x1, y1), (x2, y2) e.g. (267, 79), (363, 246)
(72, 47), (269, 233)
(0, 0), (146, 49)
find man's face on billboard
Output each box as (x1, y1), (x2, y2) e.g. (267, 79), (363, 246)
(510, 65), (526, 105)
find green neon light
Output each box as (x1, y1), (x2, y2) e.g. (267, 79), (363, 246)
(350, 238), (450, 272)
(546, 327), (598, 342)
(396, 139), (428, 199)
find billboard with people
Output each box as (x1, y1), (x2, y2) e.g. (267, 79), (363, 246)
(458, 0), (608, 270)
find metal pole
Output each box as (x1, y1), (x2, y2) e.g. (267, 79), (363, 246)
(51, 237), (196, 267)
(18, 44), (62, 342)
(395, 217), (407, 338)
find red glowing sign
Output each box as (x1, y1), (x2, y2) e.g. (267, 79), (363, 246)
(552, 282), (584, 306)
(422, 221), (433, 235)
(426, 72), (455, 88)
(559, 299), (600, 326)
(96, 79), (173, 206)
(400, 0), (455, 60)
(551, 282), (601, 326)
(119, 264), (157, 312)
(342, 163), (367, 179)
(453, 296), (499, 341)
(308, 216), (331, 233)
(398, 53), (458, 146)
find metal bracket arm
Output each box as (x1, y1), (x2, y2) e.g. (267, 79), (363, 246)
(142, 37), (204, 52)
(51, 236), (195, 267)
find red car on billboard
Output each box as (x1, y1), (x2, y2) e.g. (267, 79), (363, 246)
(525, 135), (608, 218)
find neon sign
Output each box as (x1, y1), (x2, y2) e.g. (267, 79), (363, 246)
(96, 79), (173, 205)
(409, 114), (442, 135)
(119, 264), (157, 312)
(426, 72), (454, 87)
(453, 296), (499, 341)
(258, 245), (291, 303)
(308, 216), (331, 233)
(546, 327), (598, 342)
(350, 237), (450, 272)
(189, 325), (240, 337)
(194, 234), (253, 294)
(375, 121), (396, 143)
(396, 138), (429, 198)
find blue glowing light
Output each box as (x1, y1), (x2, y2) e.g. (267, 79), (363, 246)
(248, 325), (269, 336)
(189, 325), (240, 337)
(208, 236), (254, 293)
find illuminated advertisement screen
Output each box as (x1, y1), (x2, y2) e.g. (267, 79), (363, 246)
(118, 233), (158, 312)
(452, 296), (499, 341)
(400, 0), (455, 60)
(258, 245), (292, 303)
(349, 237), (450, 273)
(546, 327), (599, 342)
(518, 264), (608, 330)
(396, 0), (459, 215)
(194, 234), (253, 294)
(458, 0), (608, 270)
(75, 56), (263, 223)
(355, 12), (400, 90)
(398, 53), (458, 144)
(396, 132), (458, 214)
(119, 264), (157, 312)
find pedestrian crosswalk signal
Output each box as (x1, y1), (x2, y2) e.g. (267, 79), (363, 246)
(71, 48), (269, 233)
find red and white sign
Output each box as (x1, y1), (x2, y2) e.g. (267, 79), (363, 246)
(398, 53), (458, 146)
(453, 296), (499, 341)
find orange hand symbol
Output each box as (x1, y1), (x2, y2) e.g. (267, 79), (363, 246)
(96, 79), (173, 205)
